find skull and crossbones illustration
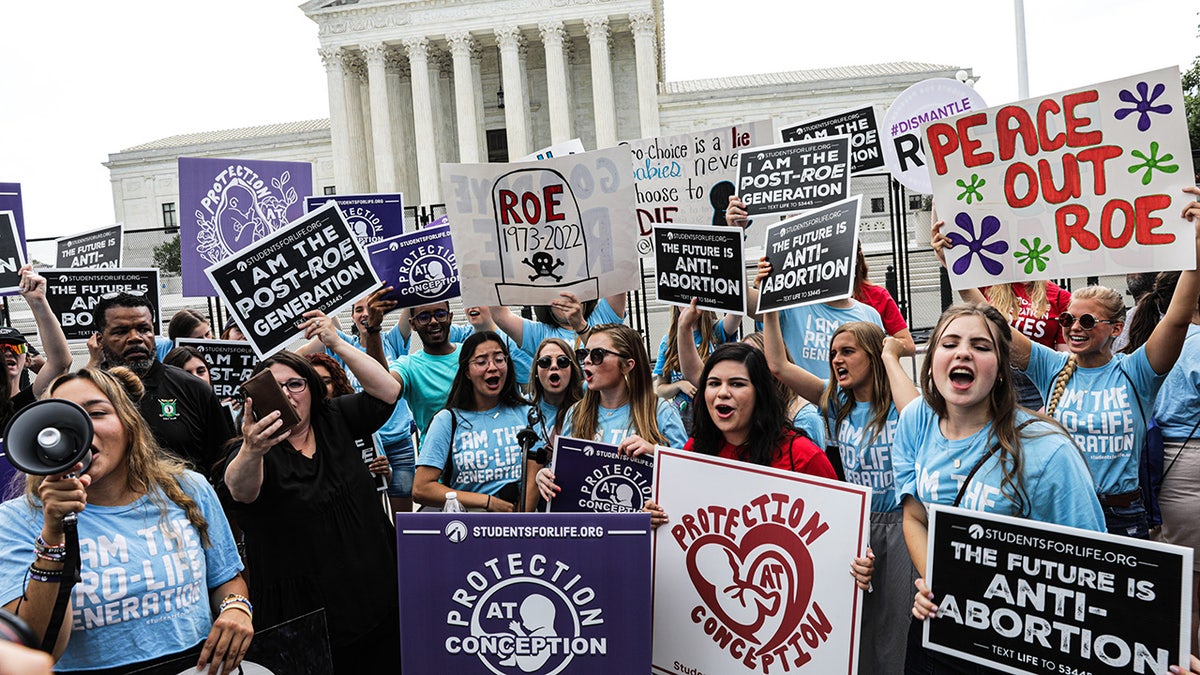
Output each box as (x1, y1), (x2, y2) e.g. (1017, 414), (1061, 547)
(523, 252), (564, 282)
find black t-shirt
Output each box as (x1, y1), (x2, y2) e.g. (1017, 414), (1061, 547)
(137, 360), (235, 477)
(223, 391), (397, 646)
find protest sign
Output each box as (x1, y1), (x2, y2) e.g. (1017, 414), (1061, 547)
(881, 78), (987, 194)
(653, 224), (746, 313)
(781, 106), (885, 174)
(55, 224), (123, 269)
(756, 195), (862, 314)
(397, 512), (651, 674)
(0, 212), (26, 295)
(178, 156), (312, 297)
(651, 446), (870, 675)
(441, 146), (640, 306)
(304, 192), (405, 245)
(520, 138), (586, 161)
(545, 436), (654, 513)
(175, 338), (258, 400)
(0, 183), (27, 251)
(42, 269), (160, 341)
(925, 505), (1193, 675)
(927, 68), (1196, 289)
(624, 121), (774, 254)
(737, 137), (852, 217)
(365, 225), (461, 309)
(205, 202), (380, 358)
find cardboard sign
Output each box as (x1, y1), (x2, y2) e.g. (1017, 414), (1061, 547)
(179, 156), (313, 297)
(441, 146), (640, 306)
(304, 192), (405, 244)
(653, 224), (746, 314)
(881, 78), (988, 194)
(756, 196), (862, 314)
(927, 68), (1197, 289)
(0, 183), (27, 252)
(42, 268), (160, 341)
(397, 512), (652, 674)
(365, 225), (461, 309)
(925, 505), (1193, 675)
(651, 447), (870, 675)
(520, 138), (587, 162)
(55, 224), (123, 269)
(736, 137), (852, 217)
(0, 212), (26, 295)
(545, 436), (654, 513)
(623, 121), (774, 255)
(205, 202), (380, 358)
(174, 338), (258, 400)
(781, 106), (885, 174)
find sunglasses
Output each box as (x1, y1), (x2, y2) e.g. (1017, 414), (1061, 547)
(0, 343), (27, 356)
(1056, 312), (1117, 330)
(537, 355), (572, 369)
(100, 289), (147, 299)
(413, 309), (450, 325)
(575, 347), (625, 365)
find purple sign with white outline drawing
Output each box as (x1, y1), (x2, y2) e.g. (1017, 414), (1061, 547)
(545, 437), (654, 514)
(365, 225), (461, 309)
(305, 192), (405, 246)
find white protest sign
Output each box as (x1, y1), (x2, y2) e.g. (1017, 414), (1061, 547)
(651, 446), (870, 674)
(881, 78), (987, 194)
(927, 67), (1196, 289)
(440, 146), (639, 306)
(519, 138), (586, 161)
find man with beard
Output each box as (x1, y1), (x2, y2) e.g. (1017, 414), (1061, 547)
(92, 292), (234, 477)
(387, 301), (461, 443)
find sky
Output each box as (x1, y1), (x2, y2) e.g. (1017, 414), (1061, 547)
(1, 0), (1196, 246)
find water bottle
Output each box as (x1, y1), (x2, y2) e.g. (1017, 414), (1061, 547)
(443, 492), (466, 513)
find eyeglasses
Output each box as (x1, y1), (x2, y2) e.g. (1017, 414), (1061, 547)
(576, 347), (626, 365)
(537, 355), (572, 369)
(0, 343), (28, 356)
(469, 354), (508, 368)
(279, 378), (308, 393)
(100, 290), (147, 299)
(413, 309), (450, 325)
(1056, 312), (1117, 330)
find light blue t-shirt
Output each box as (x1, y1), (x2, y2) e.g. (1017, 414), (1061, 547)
(0, 471), (243, 671)
(155, 336), (173, 361)
(536, 398), (564, 449)
(1024, 343), (1165, 494)
(561, 399), (687, 449)
(779, 301), (883, 380)
(418, 404), (543, 496)
(793, 403), (826, 449)
(334, 326), (415, 447)
(892, 399), (1104, 530)
(389, 345), (462, 439)
(653, 322), (733, 415)
(1154, 325), (1200, 441)
(826, 401), (899, 513)
(517, 298), (624, 357)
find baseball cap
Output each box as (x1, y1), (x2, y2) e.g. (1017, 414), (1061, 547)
(0, 327), (28, 345)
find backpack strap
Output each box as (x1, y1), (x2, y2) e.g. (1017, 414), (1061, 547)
(953, 420), (1037, 508)
(439, 410), (460, 486)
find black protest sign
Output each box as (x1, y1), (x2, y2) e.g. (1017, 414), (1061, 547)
(54, 224), (123, 268)
(205, 201), (381, 358)
(736, 136), (851, 216)
(175, 338), (258, 399)
(0, 211), (27, 295)
(42, 269), (160, 341)
(781, 107), (884, 174)
(653, 224), (745, 314)
(756, 196), (860, 314)
(926, 505), (1192, 675)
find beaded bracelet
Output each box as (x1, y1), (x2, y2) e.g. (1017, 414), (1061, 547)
(219, 594), (253, 619)
(28, 564), (63, 584)
(34, 536), (65, 563)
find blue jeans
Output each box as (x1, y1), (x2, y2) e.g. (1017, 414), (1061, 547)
(1102, 493), (1149, 539)
(383, 436), (415, 499)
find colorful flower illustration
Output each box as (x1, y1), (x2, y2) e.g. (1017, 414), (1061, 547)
(946, 212), (1008, 276)
(1114, 81), (1173, 132)
(1013, 237), (1052, 274)
(955, 174), (986, 204)
(1128, 141), (1179, 185)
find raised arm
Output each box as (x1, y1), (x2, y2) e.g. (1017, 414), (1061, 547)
(676, 299), (706, 386)
(604, 292), (628, 322)
(1144, 187), (1200, 374)
(362, 286), (397, 368)
(725, 195), (762, 322)
(489, 305), (526, 346)
(19, 266), (71, 397)
(762, 308), (826, 405)
(302, 311), (400, 403)
(882, 336), (920, 410)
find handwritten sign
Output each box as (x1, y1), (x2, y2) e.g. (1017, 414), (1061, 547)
(545, 436), (654, 513)
(55, 225), (123, 269)
(520, 138), (586, 161)
(42, 269), (160, 341)
(881, 78), (987, 195)
(781, 106), (885, 174)
(756, 196), (862, 314)
(653, 224), (745, 313)
(304, 192), (405, 245)
(365, 225), (461, 309)
(736, 137), (852, 217)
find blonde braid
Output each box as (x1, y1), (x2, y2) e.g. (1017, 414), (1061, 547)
(1044, 354), (1078, 416)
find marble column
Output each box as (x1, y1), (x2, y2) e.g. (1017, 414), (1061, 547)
(447, 33), (481, 163)
(404, 37), (441, 204)
(319, 47), (354, 193)
(470, 41), (488, 161)
(584, 16), (617, 149)
(538, 21), (572, 144)
(385, 50), (415, 205)
(343, 55), (371, 193)
(494, 25), (530, 160)
(629, 12), (661, 137)
(363, 42), (398, 192)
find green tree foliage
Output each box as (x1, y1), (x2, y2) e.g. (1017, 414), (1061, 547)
(1186, 29), (1200, 173)
(152, 234), (181, 275)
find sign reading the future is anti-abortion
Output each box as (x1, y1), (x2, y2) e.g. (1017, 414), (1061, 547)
(365, 225), (461, 309)
(305, 192), (405, 246)
(781, 106), (885, 174)
(55, 225), (123, 269)
(651, 447), (870, 675)
(929, 68), (1196, 290)
(545, 437), (654, 514)
(757, 196), (861, 314)
(179, 157), (312, 297)
(42, 269), (160, 341)
(397, 513), (652, 674)
(653, 224), (745, 314)
(441, 146), (640, 307)
(737, 137), (852, 217)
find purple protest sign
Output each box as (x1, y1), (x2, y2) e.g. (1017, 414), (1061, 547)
(178, 157), (312, 297)
(304, 192), (405, 247)
(397, 512), (651, 674)
(546, 437), (653, 513)
(0, 183), (27, 252)
(366, 225), (460, 309)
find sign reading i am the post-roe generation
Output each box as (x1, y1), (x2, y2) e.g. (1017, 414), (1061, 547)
(925, 505), (1193, 675)
(653, 223), (745, 314)
(736, 136), (851, 217)
(756, 195), (862, 314)
(175, 338), (259, 400)
(545, 437), (654, 514)
(781, 106), (885, 174)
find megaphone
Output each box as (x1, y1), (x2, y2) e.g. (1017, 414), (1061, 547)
(3, 399), (94, 476)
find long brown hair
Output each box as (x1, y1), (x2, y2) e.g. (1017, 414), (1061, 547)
(569, 324), (666, 444)
(987, 281), (1049, 324)
(660, 306), (720, 377)
(820, 322), (893, 448)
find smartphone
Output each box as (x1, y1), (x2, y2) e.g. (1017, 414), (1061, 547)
(239, 370), (301, 434)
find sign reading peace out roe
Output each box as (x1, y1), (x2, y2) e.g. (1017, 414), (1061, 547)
(205, 202), (380, 358)
(781, 106), (885, 174)
(55, 224), (123, 269)
(545, 436), (654, 514)
(925, 505), (1192, 675)
(757, 195), (862, 314)
(736, 137), (852, 217)
(175, 338), (258, 400)
(441, 146), (640, 307)
(366, 225), (461, 309)
(42, 268), (160, 341)
(651, 447), (870, 675)
(653, 224), (746, 314)
(927, 67), (1196, 290)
